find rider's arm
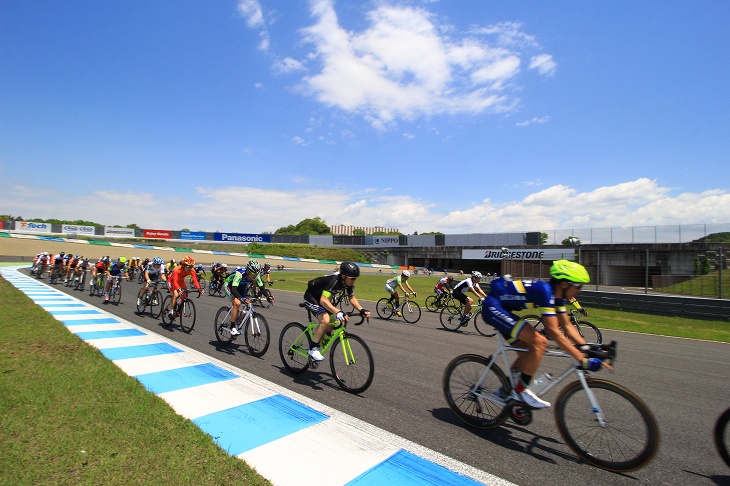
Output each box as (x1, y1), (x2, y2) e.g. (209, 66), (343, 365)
(541, 311), (585, 361)
(318, 291), (341, 315)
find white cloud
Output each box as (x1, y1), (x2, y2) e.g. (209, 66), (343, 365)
(4, 178), (730, 236)
(516, 115), (550, 126)
(238, 0), (270, 51)
(529, 53), (557, 76)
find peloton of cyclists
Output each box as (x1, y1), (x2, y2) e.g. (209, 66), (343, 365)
(210, 261), (228, 288)
(223, 260), (274, 336)
(385, 270), (416, 317)
(452, 271), (488, 325)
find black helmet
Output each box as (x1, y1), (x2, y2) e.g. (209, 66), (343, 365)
(339, 261), (360, 278)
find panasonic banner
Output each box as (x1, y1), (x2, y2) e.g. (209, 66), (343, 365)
(213, 232), (271, 243)
(462, 248), (576, 261)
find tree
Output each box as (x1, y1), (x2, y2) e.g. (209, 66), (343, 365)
(540, 233), (548, 245)
(562, 236), (581, 247)
(274, 217), (331, 235)
(352, 228), (365, 236)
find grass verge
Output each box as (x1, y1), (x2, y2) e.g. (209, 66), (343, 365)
(0, 276), (270, 485)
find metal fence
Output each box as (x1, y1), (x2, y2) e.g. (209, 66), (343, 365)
(540, 223), (730, 245)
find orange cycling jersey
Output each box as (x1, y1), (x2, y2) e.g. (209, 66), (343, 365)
(168, 265), (201, 292)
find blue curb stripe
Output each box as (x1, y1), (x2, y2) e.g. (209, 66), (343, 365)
(38, 303), (86, 307)
(61, 318), (121, 326)
(134, 363), (238, 394)
(348, 450), (485, 486)
(74, 329), (146, 340)
(48, 309), (103, 315)
(133, 244), (155, 249)
(211, 250), (230, 255)
(193, 394), (328, 456)
(100, 342), (183, 360)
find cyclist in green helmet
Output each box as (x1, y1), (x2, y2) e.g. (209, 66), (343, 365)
(480, 260), (606, 409)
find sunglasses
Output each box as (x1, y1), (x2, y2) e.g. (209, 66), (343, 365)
(345, 276), (357, 281)
(183, 264), (193, 268)
(567, 282), (583, 289)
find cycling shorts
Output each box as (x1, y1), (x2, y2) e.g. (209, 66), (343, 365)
(452, 291), (468, 305)
(385, 283), (397, 295)
(480, 296), (528, 343)
(302, 300), (328, 318)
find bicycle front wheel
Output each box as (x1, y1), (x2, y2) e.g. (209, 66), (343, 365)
(244, 312), (270, 358)
(329, 333), (374, 394)
(278, 322), (310, 374)
(198, 277), (207, 290)
(555, 379), (660, 472)
(376, 298), (394, 320)
(715, 407), (730, 468)
(439, 307), (463, 332)
(150, 290), (163, 318)
(161, 295), (173, 325)
(111, 283), (122, 305)
(214, 306), (234, 346)
(442, 354), (510, 429)
(178, 299), (196, 333)
(575, 320), (602, 344)
(473, 313), (497, 337)
(401, 301), (422, 323)
(425, 295), (440, 312)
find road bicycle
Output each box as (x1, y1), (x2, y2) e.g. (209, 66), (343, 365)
(278, 304), (373, 394)
(207, 277), (226, 297)
(48, 264), (64, 285)
(442, 333), (659, 472)
(213, 301), (270, 358)
(188, 274), (206, 290)
(425, 290), (459, 313)
(136, 281), (163, 318)
(89, 272), (106, 297)
(439, 302), (494, 336)
(72, 269), (87, 291)
(161, 288), (200, 333)
(525, 309), (603, 344)
(715, 407), (730, 468)
(247, 282), (273, 309)
(330, 289), (353, 312)
(106, 275), (123, 305)
(376, 293), (422, 323)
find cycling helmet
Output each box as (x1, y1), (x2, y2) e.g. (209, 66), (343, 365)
(447, 276), (454, 282)
(263, 262), (271, 269)
(471, 271), (483, 279)
(101, 256), (110, 263)
(118, 256), (127, 264)
(74, 254), (80, 259)
(152, 257), (164, 265)
(181, 256), (195, 267)
(221, 263), (228, 268)
(339, 261), (360, 278)
(215, 261), (222, 266)
(549, 260), (590, 283)
(402, 270), (410, 278)
(246, 260), (261, 274)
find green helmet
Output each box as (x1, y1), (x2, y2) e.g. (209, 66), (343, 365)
(549, 260), (590, 283)
(246, 260), (261, 274)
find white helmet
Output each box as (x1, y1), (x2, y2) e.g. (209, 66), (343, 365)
(402, 270), (410, 278)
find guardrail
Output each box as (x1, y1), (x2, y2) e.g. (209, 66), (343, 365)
(580, 290), (730, 321)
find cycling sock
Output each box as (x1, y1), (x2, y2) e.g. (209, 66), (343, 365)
(519, 373), (533, 390)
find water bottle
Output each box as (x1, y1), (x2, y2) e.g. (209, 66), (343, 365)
(530, 373), (553, 395)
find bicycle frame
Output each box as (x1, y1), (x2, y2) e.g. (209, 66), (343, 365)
(289, 320), (352, 363)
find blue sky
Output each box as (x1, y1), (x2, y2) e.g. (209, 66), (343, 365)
(2, 0), (729, 235)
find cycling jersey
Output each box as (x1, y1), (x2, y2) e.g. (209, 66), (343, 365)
(435, 277), (453, 294)
(168, 265), (199, 292)
(94, 261), (109, 273)
(109, 262), (126, 277)
(225, 269), (268, 301)
(304, 274), (353, 305)
(386, 275), (404, 289)
(453, 277), (481, 295)
(144, 263), (167, 281)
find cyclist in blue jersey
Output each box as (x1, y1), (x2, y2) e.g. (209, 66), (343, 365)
(481, 260), (604, 409)
(224, 260), (273, 336)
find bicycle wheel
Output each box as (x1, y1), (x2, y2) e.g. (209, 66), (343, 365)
(401, 301), (422, 323)
(278, 322), (310, 374)
(439, 307), (463, 332)
(213, 306), (235, 345)
(178, 299), (196, 333)
(208, 282), (217, 296)
(715, 407), (730, 468)
(136, 288), (147, 313)
(575, 320), (602, 344)
(111, 282), (122, 305)
(442, 354), (510, 429)
(150, 290), (163, 318)
(473, 312), (497, 337)
(198, 277), (207, 290)
(161, 295), (173, 325)
(527, 314), (550, 339)
(555, 379), (660, 472)
(376, 298), (394, 320)
(329, 333), (374, 394)
(244, 312), (270, 358)
(425, 295), (440, 312)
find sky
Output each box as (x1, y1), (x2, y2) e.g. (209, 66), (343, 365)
(2, 0), (730, 235)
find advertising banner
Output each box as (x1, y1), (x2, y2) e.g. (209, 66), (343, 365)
(104, 227), (135, 237)
(462, 248), (575, 261)
(213, 233), (271, 243)
(180, 231), (206, 241)
(62, 224), (95, 236)
(143, 229), (172, 239)
(17, 221), (52, 233)
(372, 236), (400, 246)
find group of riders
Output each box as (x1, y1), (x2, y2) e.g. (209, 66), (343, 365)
(30, 251), (598, 410)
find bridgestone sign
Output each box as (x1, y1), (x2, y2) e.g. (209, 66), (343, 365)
(462, 249), (575, 261)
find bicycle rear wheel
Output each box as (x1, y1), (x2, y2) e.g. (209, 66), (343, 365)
(244, 312), (270, 358)
(425, 295), (440, 312)
(555, 379), (660, 472)
(329, 333), (374, 394)
(401, 301), (422, 323)
(161, 295), (173, 325)
(714, 407), (730, 468)
(443, 354), (510, 429)
(278, 322), (310, 373)
(473, 312), (497, 337)
(178, 299), (196, 333)
(376, 298), (394, 320)
(111, 282), (122, 305)
(439, 307), (463, 332)
(149, 290), (163, 318)
(214, 306), (234, 346)
(574, 320), (602, 344)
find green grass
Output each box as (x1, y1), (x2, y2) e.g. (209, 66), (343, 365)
(0, 277), (270, 486)
(272, 271), (730, 343)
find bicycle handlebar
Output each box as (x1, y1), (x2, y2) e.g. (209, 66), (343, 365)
(342, 310), (368, 326)
(582, 341), (617, 362)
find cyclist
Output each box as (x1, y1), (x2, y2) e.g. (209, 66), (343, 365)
(50, 251), (65, 281)
(137, 256), (168, 306)
(481, 260), (603, 409)
(64, 254), (79, 283)
(452, 271), (487, 325)
(75, 256), (90, 284)
(223, 260), (274, 336)
(210, 261), (228, 289)
(91, 256), (110, 290)
(104, 257), (128, 301)
(260, 262), (273, 286)
(167, 258), (177, 274)
(165, 256), (202, 321)
(193, 263), (206, 278)
(303, 261), (369, 361)
(434, 275), (454, 305)
(385, 270), (416, 317)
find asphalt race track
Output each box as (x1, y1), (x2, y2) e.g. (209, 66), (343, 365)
(15, 268), (730, 485)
